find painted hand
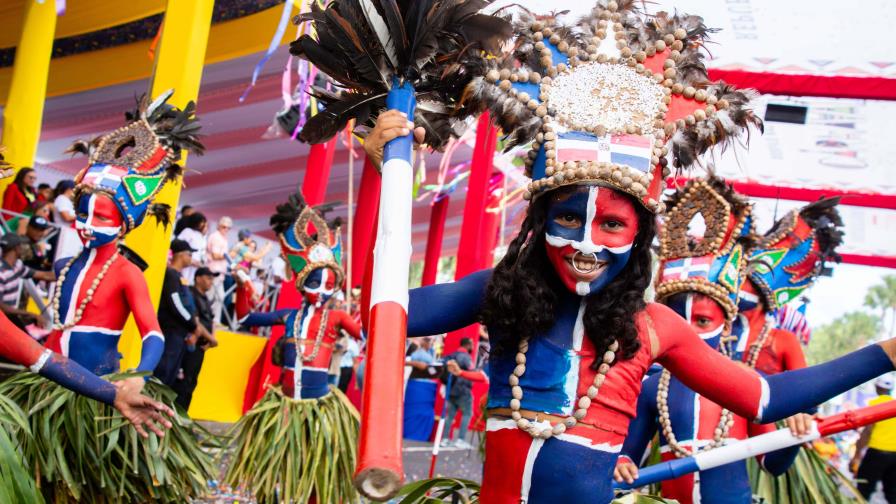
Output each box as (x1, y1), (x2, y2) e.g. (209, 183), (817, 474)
(362, 110), (426, 167)
(112, 382), (174, 438)
(613, 457), (639, 484)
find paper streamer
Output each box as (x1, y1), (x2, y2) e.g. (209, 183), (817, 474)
(239, 0), (295, 103)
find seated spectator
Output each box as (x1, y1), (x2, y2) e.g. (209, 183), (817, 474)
(36, 183), (53, 204)
(0, 233), (53, 330)
(175, 212), (208, 284)
(22, 215), (52, 272)
(2, 168), (36, 216)
(52, 180), (76, 224)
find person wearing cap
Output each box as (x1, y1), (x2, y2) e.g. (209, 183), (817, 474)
(23, 214), (52, 272)
(172, 266), (219, 410)
(0, 232), (54, 330)
(153, 239), (199, 386)
(851, 374), (896, 502)
(206, 216), (232, 323)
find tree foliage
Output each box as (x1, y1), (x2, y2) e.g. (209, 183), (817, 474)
(864, 274), (896, 337)
(805, 311), (882, 365)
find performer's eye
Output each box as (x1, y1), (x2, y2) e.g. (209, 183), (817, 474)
(696, 317), (713, 328)
(554, 213), (581, 228)
(602, 220), (624, 231)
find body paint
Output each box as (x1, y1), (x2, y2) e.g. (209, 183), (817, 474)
(75, 193), (122, 248)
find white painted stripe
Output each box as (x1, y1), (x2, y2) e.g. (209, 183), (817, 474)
(61, 249), (97, 357)
(756, 376), (770, 422)
(563, 302), (587, 415)
(520, 435), (545, 501)
(67, 325), (122, 336)
(486, 418), (519, 431)
(554, 432), (622, 453)
(29, 348), (52, 373)
(697, 324), (724, 341)
(142, 331), (164, 342)
(544, 235), (634, 256)
(369, 157), (413, 310)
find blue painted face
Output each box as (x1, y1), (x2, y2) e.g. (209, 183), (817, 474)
(75, 193), (122, 249)
(544, 185), (638, 296)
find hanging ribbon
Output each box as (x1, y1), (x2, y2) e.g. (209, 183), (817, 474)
(147, 21), (164, 60)
(239, 0), (296, 103)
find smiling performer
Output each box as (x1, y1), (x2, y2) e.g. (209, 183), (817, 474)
(359, 2), (896, 503)
(614, 176), (807, 504)
(224, 195), (363, 504)
(0, 92), (213, 503)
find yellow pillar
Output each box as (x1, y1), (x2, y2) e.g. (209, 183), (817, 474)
(0, 0), (58, 193)
(119, 0), (215, 368)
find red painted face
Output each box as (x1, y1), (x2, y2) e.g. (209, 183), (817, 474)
(544, 185), (639, 296)
(300, 267), (338, 305)
(687, 294), (727, 336)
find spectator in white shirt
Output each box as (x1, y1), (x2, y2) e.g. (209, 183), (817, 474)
(51, 180), (82, 259)
(206, 216), (232, 323)
(175, 212), (208, 285)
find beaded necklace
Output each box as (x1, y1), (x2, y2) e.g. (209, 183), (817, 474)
(657, 368), (734, 458)
(507, 334), (619, 439)
(745, 317), (774, 369)
(51, 251), (119, 331)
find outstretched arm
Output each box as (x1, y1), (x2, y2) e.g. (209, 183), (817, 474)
(407, 269), (491, 336)
(650, 304), (895, 424)
(240, 308), (292, 328)
(333, 309), (362, 340)
(122, 269), (165, 373)
(0, 313), (172, 436)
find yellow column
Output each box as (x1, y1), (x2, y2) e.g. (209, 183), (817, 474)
(0, 0), (58, 193)
(119, 0), (215, 368)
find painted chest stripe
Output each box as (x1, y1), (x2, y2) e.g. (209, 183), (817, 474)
(562, 302), (587, 415)
(60, 249), (97, 357)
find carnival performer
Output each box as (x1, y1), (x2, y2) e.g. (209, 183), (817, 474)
(733, 198), (843, 374)
(357, 4), (896, 503)
(613, 176), (810, 503)
(0, 91), (213, 503)
(224, 195), (363, 504)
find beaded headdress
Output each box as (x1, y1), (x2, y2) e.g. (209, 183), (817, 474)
(748, 198), (843, 311)
(270, 194), (345, 289)
(655, 176), (754, 322)
(69, 90), (204, 232)
(462, 1), (762, 212)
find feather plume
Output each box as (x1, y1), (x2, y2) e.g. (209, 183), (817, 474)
(796, 197), (844, 263)
(270, 194), (307, 235)
(290, 0), (511, 149)
(147, 203), (172, 228)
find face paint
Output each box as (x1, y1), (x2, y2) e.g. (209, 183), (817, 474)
(738, 278), (760, 312)
(544, 185), (638, 296)
(75, 193), (122, 249)
(301, 267), (337, 305)
(666, 293), (727, 349)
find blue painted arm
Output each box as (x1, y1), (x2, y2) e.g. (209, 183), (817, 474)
(759, 344), (893, 422)
(620, 373), (659, 466)
(37, 351), (117, 405)
(759, 443), (800, 476)
(241, 308), (292, 328)
(136, 335), (164, 373)
(407, 269), (492, 337)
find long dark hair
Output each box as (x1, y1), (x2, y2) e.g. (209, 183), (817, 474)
(480, 185), (656, 368)
(175, 212), (206, 236)
(12, 168), (35, 195)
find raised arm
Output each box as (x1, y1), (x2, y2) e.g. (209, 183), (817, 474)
(122, 267), (166, 373)
(240, 308), (292, 328)
(407, 269), (491, 336)
(650, 303), (895, 424)
(333, 309), (362, 340)
(619, 373), (660, 469)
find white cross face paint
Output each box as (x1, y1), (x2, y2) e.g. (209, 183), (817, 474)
(301, 267), (337, 305)
(75, 193), (122, 249)
(544, 185), (639, 297)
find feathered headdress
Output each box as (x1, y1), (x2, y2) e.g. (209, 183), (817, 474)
(461, 1), (763, 212)
(271, 194), (345, 289)
(748, 197), (843, 310)
(289, 0), (512, 148)
(656, 175), (755, 322)
(69, 90), (204, 232)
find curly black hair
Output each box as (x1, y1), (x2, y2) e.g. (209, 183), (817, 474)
(480, 185), (656, 369)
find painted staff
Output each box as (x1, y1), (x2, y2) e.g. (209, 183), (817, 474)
(615, 400), (896, 490)
(288, 1), (510, 499)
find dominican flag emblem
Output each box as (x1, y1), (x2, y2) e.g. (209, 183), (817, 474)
(556, 133), (654, 172)
(81, 164), (127, 191)
(662, 256), (712, 282)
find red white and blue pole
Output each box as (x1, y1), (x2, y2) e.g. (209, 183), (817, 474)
(615, 399), (896, 490)
(354, 80), (417, 501)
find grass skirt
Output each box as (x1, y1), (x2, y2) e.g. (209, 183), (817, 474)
(223, 385), (361, 503)
(0, 372), (214, 503)
(748, 444), (864, 503)
(395, 477), (677, 503)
